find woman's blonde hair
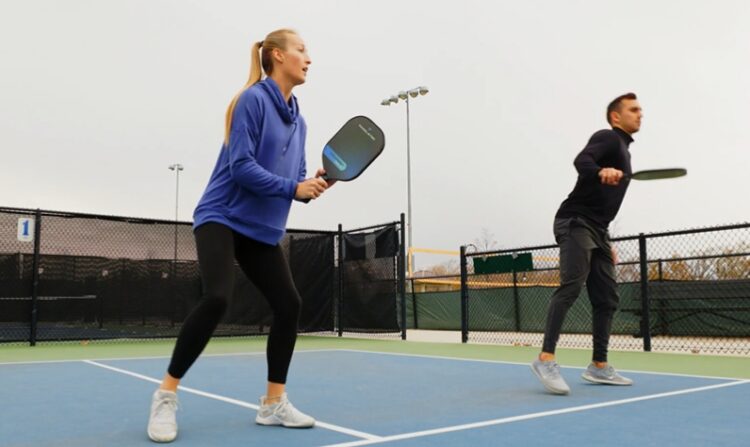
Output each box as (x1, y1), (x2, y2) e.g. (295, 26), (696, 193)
(224, 28), (297, 145)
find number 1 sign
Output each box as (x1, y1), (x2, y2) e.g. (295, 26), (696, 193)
(17, 218), (34, 242)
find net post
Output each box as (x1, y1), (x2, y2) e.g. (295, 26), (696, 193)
(460, 245), (469, 343)
(512, 261), (521, 332)
(399, 213), (407, 340)
(337, 223), (344, 338)
(638, 233), (652, 352)
(29, 209), (42, 347)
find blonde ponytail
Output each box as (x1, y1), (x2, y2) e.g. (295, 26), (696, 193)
(223, 41), (262, 145)
(223, 29), (297, 145)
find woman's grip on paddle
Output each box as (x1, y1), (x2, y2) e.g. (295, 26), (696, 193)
(295, 177), (328, 200)
(315, 168), (337, 187)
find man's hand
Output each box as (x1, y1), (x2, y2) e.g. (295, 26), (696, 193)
(611, 247), (618, 265)
(599, 168), (624, 186)
(316, 168), (337, 187)
(295, 177), (328, 200)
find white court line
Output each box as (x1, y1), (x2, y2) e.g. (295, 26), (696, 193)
(0, 348), (336, 366)
(5, 349), (748, 445)
(320, 379), (750, 447)
(2, 347), (747, 381)
(331, 348), (750, 381)
(82, 359), (381, 442)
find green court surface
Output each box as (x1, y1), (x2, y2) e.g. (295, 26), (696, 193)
(2, 335), (748, 379)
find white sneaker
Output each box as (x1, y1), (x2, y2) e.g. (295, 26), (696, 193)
(148, 389), (178, 443)
(255, 393), (315, 428)
(582, 363), (634, 386)
(531, 358), (571, 395)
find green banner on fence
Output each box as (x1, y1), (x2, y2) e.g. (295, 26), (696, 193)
(473, 252), (533, 274)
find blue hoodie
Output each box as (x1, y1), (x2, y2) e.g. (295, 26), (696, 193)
(193, 78), (307, 245)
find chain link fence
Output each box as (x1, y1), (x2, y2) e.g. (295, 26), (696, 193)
(3, 207), (407, 345)
(629, 225), (750, 354)
(406, 275), (462, 331)
(7, 204), (743, 354)
(337, 216), (406, 339)
(456, 223), (750, 355)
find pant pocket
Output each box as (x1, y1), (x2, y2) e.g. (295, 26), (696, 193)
(553, 218), (574, 244)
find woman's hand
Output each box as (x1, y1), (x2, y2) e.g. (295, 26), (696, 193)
(316, 168), (337, 187)
(295, 177), (328, 200)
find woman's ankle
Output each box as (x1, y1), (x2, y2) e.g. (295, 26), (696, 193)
(160, 373), (180, 392)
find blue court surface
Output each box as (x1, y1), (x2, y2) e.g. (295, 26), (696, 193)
(1, 349), (748, 446)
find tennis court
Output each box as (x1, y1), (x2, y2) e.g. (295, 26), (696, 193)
(2, 336), (748, 447)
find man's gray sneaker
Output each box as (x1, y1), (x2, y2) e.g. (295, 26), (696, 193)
(148, 389), (178, 443)
(581, 363), (633, 386)
(255, 393), (315, 428)
(531, 358), (570, 395)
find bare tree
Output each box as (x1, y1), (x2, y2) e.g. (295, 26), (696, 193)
(473, 227), (499, 252)
(425, 259), (460, 276)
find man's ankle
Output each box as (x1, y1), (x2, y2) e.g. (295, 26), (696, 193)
(539, 352), (555, 362)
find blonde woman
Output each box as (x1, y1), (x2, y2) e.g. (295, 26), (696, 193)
(148, 29), (331, 443)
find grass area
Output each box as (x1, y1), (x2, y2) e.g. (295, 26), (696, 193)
(1, 335), (749, 379)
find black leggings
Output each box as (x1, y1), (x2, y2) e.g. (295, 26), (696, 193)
(167, 223), (302, 384)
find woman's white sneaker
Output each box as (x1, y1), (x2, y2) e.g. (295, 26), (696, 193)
(255, 393), (315, 428)
(148, 390), (179, 443)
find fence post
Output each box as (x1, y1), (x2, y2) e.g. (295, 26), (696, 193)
(638, 233), (652, 352)
(512, 258), (521, 332)
(399, 213), (407, 340)
(460, 245), (468, 343)
(410, 278), (418, 329)
(337, 224), (344, 337)
(29, 209), (42, 346)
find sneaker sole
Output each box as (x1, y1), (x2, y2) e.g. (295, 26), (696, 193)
(147, 429), (177, 443)
(255, 416), (315, 428)
(530, 364), (570, 395)
(581, 372), (633, 386)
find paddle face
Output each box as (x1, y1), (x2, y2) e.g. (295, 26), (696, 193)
(629, 168), (687, 181)
(322, 116), (385, 181)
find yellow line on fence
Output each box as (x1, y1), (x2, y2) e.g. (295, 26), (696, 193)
(409, 247), (460, 256)
(412, 278), (560, 288)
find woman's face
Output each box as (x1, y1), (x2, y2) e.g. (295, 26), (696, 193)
(276, 33), (311, 86)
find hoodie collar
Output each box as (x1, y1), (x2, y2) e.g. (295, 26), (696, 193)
(258, 77), (299, 124)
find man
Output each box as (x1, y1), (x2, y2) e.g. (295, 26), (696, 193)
(531, 93), (642, 395)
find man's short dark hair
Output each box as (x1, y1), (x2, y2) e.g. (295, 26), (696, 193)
(606, 93), (637, 124)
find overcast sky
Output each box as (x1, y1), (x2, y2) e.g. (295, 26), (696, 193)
(2, 0), (748, 268)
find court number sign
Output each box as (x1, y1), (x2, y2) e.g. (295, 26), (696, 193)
(17, 218), (34, 242)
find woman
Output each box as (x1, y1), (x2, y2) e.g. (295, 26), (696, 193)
(148, 29), (331, 443)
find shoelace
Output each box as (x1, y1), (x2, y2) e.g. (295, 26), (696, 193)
(543, 361), (561, 377)
(274, 399), (293, 417)
(154, 397), (178, 418)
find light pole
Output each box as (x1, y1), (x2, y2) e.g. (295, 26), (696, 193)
(168, 164), (184, 264)
(381, 86), (429, 276)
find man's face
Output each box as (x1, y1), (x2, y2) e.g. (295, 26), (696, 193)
(612, 99), (642, 134)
